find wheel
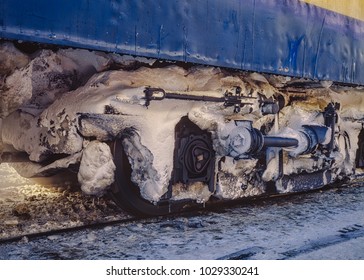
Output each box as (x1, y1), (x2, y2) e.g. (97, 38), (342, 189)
(110, 122), (217, 216)
(109, 136), (172, 216)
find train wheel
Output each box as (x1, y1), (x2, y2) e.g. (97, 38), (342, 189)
(109, 136), (171, 216)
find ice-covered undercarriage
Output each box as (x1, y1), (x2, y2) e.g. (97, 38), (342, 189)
(2, 42), (364, 215)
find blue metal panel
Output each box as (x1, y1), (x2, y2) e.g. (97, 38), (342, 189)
(1, 0), (364, 85)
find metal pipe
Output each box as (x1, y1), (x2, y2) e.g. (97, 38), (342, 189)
(263, 136), (298, 148)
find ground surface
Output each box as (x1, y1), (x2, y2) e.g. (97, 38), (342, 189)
(0, 164), (364, 260)
(0, 164), (130, 241)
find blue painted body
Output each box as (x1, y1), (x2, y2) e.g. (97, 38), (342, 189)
(1, 0), (364, 85)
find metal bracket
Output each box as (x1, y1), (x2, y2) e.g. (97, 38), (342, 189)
(143, 86), (255, 113)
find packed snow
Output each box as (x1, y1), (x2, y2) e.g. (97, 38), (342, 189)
(78, 141), (115, 196)
(1, 173), (363, 260)
(2, 41), (364, 205)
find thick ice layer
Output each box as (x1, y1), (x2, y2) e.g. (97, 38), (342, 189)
(78, 141), (115, 196)
(216, 157), (264, 199)
(3, 45), (364, 203)
(0, 43), (155, 118)
(1, 49), (82, 117)
(121, 131), (163, 202)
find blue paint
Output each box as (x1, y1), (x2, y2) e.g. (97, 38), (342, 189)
(287, 36), (305, 72)
(1, 0), (364, 85)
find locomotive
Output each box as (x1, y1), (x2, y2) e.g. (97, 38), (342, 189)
(1, 0), (364, 215)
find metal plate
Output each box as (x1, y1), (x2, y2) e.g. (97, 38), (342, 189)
(1, 0), (364, 85)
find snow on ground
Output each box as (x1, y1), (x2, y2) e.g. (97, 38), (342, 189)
(1, 181), (363, 260)
(0, 164), (129, 240)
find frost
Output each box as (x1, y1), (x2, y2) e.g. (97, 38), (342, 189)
(171, 182), (211, 202)
(121, 131), (164, 203)
(3, 45), (364, 204)
(0, 42), (29, 76)
(78, 141), (116, 196)
(216, 157), (264, 199)
(262, 149), (280, 182)
(320, 80), (333, 88)
(0, 44), (114, 118)
(1, 49), (77, 117)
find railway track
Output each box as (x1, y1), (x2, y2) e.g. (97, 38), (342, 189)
(0, 214), (139, 245)
(1, 162), (364, 259)
(0, 164), (135, 242)
(2, 183), (364, 259)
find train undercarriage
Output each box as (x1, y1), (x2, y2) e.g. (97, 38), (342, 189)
(2, 42), (364, 215)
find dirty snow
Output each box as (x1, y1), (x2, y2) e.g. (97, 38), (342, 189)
(78, 141), (115, 196)
(0, 163), (129, 240)
(3, 42), (364, 204)
(1, 178), (364, 260)
(0, 42), (29, 76)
